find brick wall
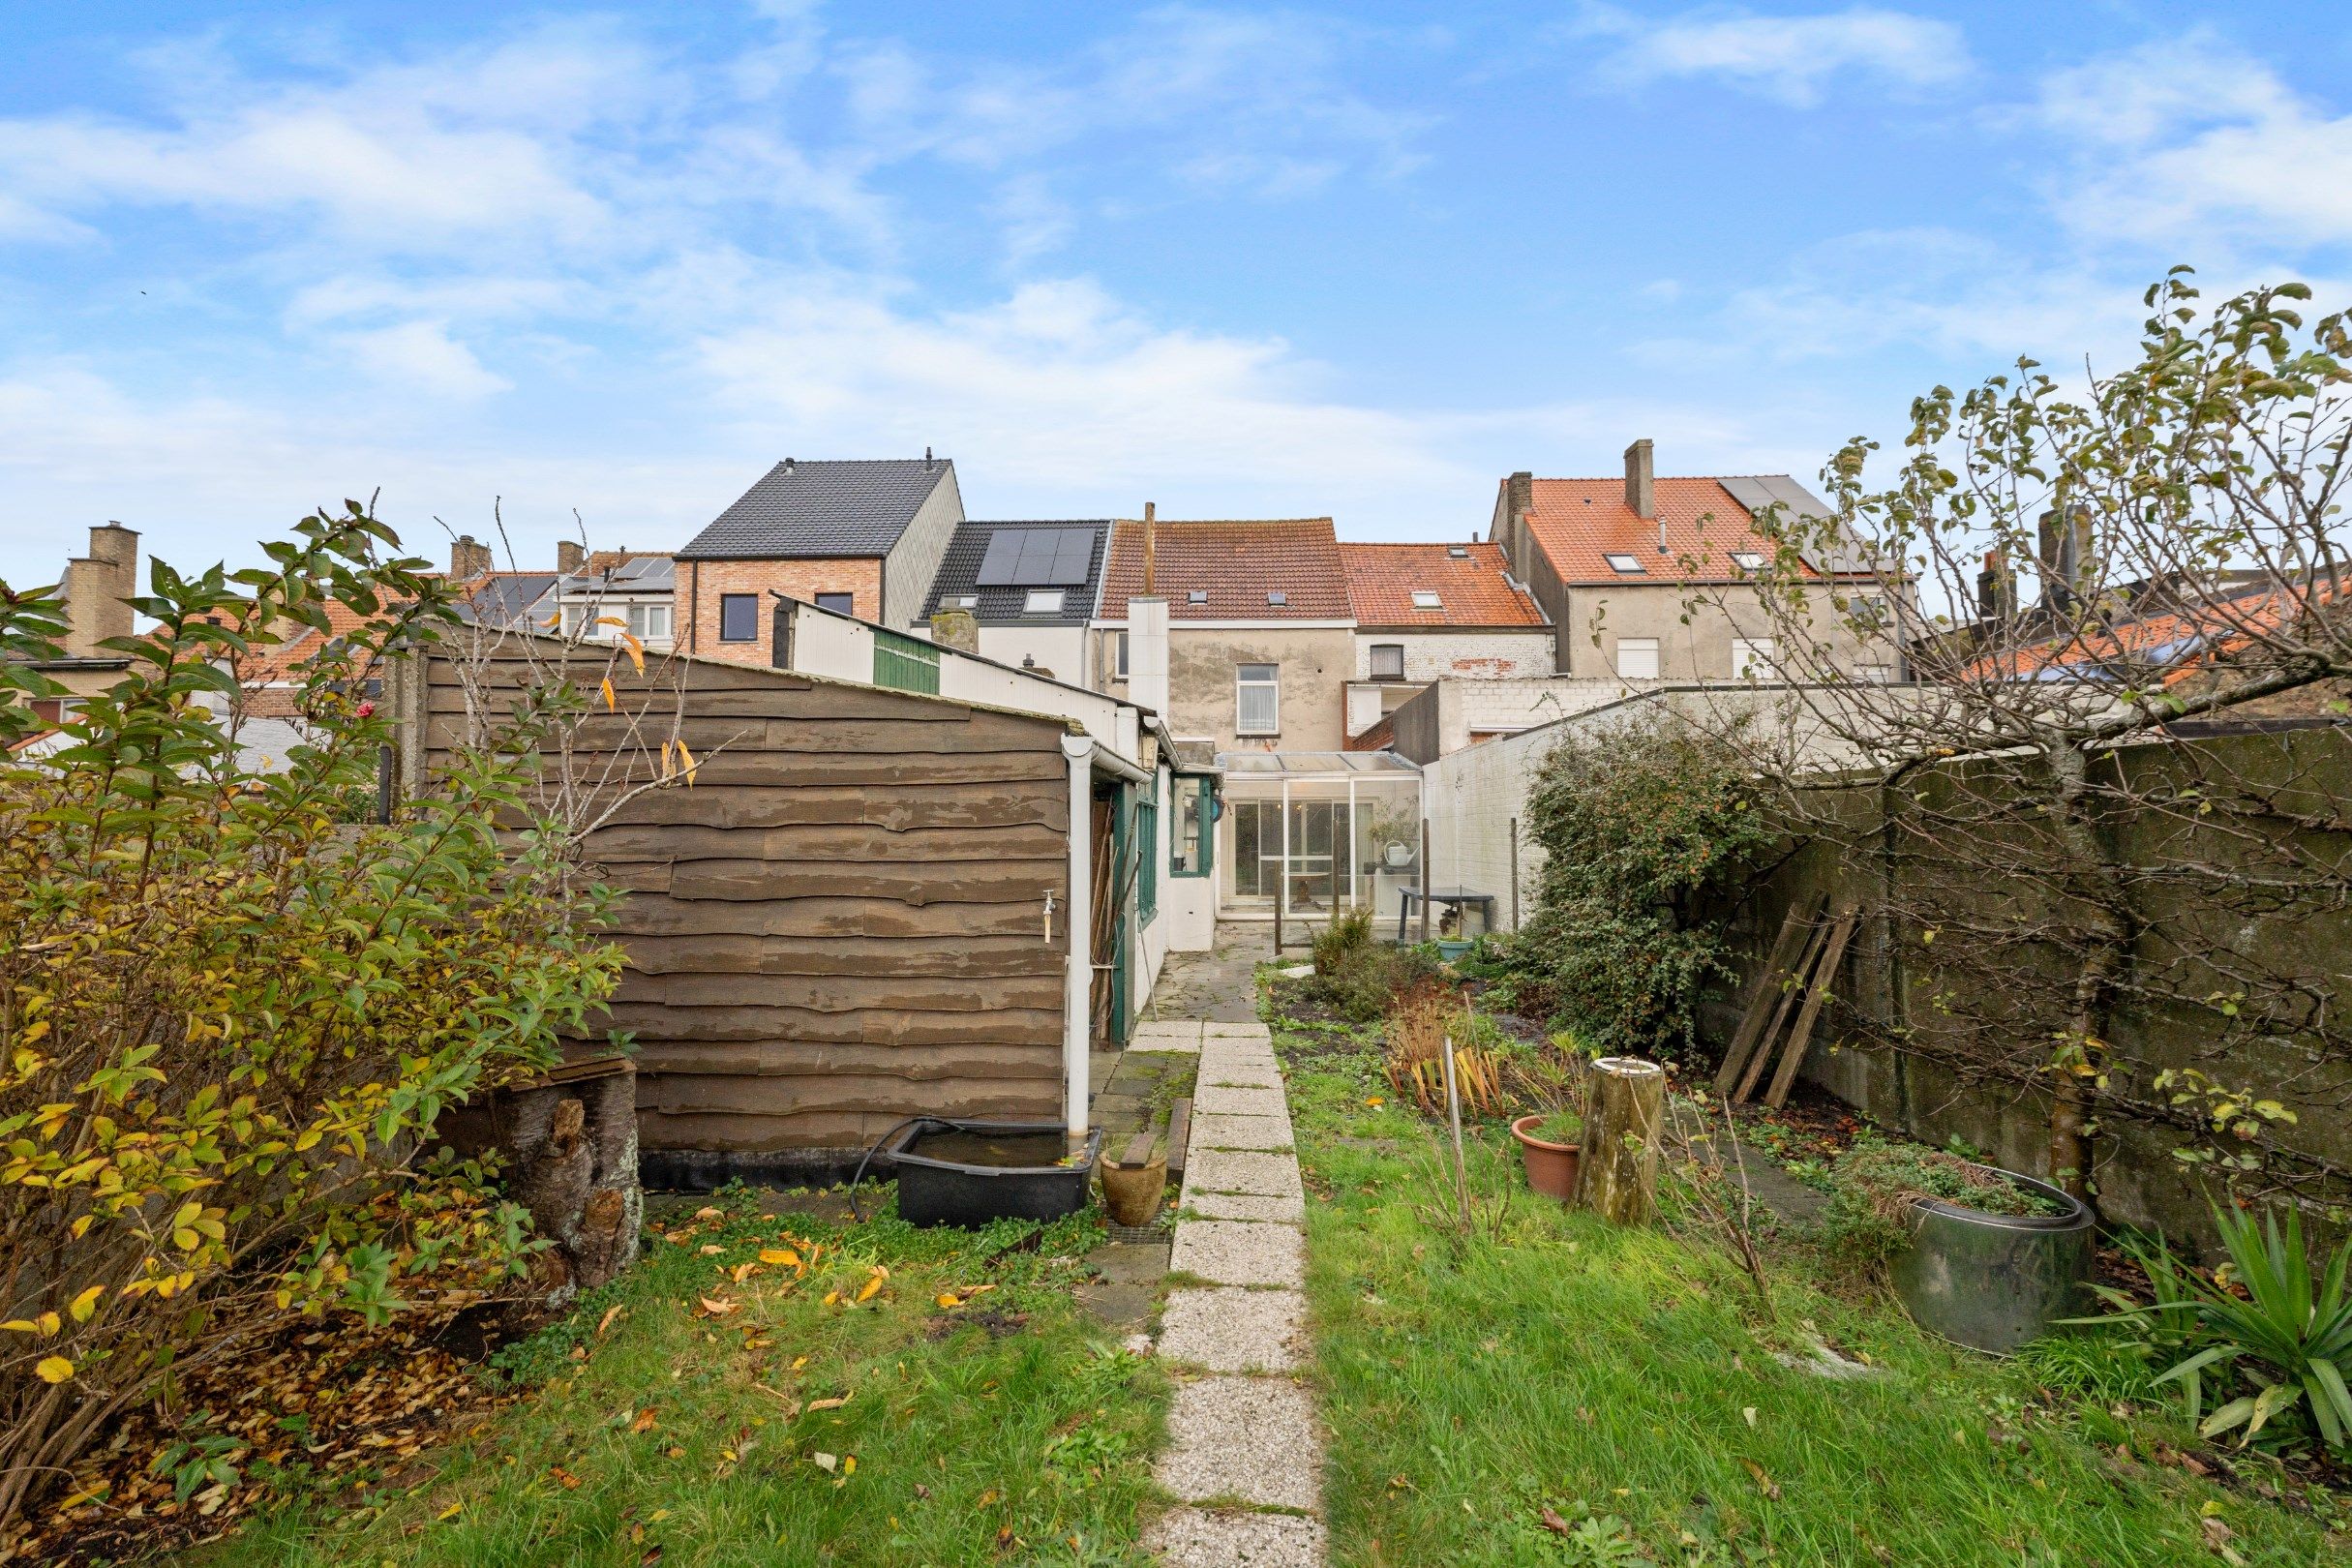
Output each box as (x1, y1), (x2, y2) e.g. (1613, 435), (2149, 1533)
(678, 558), (882, 665)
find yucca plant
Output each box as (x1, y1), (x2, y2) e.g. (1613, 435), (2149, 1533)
(2086, 1204), (2352, 1452)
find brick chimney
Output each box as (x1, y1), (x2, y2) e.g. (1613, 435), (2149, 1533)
(1976, 550), (2016, 620)
(63, 523), (138, 657)
(450, 534), (494, 580)
(556, 539), (585, 574)
(1141, 501), (1157, 596)
(1623, 439), (1655, 521)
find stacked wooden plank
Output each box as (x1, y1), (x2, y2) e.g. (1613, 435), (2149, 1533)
(1714, 897), (1857, 1110)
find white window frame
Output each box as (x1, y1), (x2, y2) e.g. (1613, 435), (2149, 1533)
(626, 602), (672, 642)
(1235, 663), (1281, 736)
(1115, 630), (1131, 678)
(1730, 551), (1764, 572)
(1369, 642), (1405, 679)
(1615, 638), (1661, 679)
(1604, 553), (1646, 574)
(1023, 588), (1065, 615)
(1731, 638), (1777, 678)
(1411, 590), (1442, 610)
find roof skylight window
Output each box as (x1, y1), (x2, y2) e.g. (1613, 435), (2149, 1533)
(1267, 590), (1287, 606)
(1604, 554), (1646, 574)
(1411, 590), (1443, 609)
(1730, 551), (1765, 571)
(1188, 588), (1209, 604)
(1023, 589), (1065, 615)
(1447, 545), (1469, 558)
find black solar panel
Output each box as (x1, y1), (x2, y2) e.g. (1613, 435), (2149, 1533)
(976, 528), (1094, 586)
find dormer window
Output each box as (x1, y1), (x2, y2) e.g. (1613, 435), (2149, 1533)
(1023, 589), (1065, 615)
(1604, 554), (1646, 574)
(1411, 590), (1442, 610)
(1266, 590), (1287, 606)
(1731, 551), (1765, 572)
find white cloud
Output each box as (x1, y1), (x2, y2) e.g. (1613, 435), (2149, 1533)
(2031, 35), (2352, 251)
(1576, 5), (1969, 107)
(337, 320), (510, 399)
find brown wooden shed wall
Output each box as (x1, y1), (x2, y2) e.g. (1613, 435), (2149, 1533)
(416, 645), (1071, 1176)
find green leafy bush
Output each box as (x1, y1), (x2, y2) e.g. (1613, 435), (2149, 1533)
(0, 508), (627, 1527)
(1498, 714), (1774, 1060)
(1313, 940), (1446, 1024)
(1312, 906), (1374, 977)
(2084, 1204), (2352, 1453)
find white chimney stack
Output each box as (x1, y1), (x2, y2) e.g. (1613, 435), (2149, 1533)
(1129, 595), (1170, 719)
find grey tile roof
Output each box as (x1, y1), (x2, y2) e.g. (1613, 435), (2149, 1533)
(922, 521), (1109, 626)
(677, 458), (954, 559)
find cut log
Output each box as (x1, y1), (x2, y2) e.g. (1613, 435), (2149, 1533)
(1763, 909), (1858, 1109)
(1713, 895), (1824, 1096)
(1576, 1057), (1667, 1224)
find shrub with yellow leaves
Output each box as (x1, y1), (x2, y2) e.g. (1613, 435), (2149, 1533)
(0, 505), (628, 1530)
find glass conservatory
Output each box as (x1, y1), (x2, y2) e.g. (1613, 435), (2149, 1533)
(1216, 750), (1423, 926)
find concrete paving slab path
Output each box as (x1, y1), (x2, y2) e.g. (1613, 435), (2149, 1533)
(1189, 1111), (1295, 1151)
(1157, 1376), (1323, 1511)
(1186, 1191), (1307, 1223)
(1193, 1083), (1290, 1117)
(1170, 1218), (1306, 1288)
(1159, 1286), (1308, 1372)
(1184, 1148), (1305, 1200)
(1146, 1508), (1328, 1567)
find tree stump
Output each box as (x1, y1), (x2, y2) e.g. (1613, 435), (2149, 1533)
(1576, 1057), (1666, 1224)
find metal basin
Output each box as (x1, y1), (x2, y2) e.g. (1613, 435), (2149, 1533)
(1889, 1166), (2093, 1354)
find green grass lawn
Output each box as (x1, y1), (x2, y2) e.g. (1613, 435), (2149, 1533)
(202, 1192), (1165, 1568)
(1271, 1008), (2352, 1568)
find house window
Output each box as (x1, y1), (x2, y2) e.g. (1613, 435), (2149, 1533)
(1411, 590), (1441, 610)
(1604, 554), (1646, 573)
(1266, 590), (1287, 607)
(814, 591), (855, 615)
(1236, 663), (1280, 736)
(1187, 589), (1208, 604)
(626, 602), (671, 642)
(1172, 775), (1213, 877)
(1731, 551), (1764, 571)
(560, 604), (588, 638)
(1615, 638), (1660, 679)
(1370, 643), (1405, 679)
(1731, 638), (1777, 678)
(1115, 630), (1131, 678)
(1023, 588), (1065, 615)
(718, 593), (759, 642)
(1856, 663), (1893, 683)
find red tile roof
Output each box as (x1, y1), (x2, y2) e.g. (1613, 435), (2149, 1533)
(1520, 477), (1838, 587)
(1099, 519), (1348, 620)
(1345, 710), (1397, 751)
(1342, 542), (1545, 627)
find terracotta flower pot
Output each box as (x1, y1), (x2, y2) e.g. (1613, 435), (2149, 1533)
(1511, 1114), (1582, 1203)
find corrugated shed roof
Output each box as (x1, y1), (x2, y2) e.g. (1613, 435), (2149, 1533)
(1098, 518), (1348, 621)
(1342, 541), (1546, 627)
(922, 521), (1109, 625)
(677, 458), (954, 559)
(1520, 475), (1873, 587)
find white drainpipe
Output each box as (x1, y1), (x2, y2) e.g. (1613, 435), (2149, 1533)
(1060, 735), (1097, 1137)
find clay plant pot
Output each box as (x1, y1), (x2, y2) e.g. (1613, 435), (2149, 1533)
(1099, 1156), (1169, 1227)
(1510, 1114), (1582, 1203)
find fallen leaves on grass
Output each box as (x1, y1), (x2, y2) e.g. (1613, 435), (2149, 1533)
(1740, 1458), (1782, 1501)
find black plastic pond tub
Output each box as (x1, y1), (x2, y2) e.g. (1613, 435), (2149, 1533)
(1890, 1166), (2094, 1355)
(883, 1120), (1102, 1228)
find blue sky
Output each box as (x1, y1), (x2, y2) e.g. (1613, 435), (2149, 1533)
(4, 1), (2350, 580)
